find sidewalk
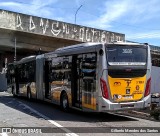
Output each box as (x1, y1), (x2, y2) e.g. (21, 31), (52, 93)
(118, 106), (160, 121)
(119, 94), (160, 121)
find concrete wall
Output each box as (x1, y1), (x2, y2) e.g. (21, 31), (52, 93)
(0, 9), (125, 43)
(151, 66), (160, 94)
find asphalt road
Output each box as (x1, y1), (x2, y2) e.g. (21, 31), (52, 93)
(0, 91), (160, 136)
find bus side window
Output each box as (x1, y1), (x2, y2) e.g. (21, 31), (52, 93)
(82, 53), (97, 92)
(50, 56), (72, 82)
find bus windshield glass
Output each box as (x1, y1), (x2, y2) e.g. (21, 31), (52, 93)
(106, 45), (147, 66)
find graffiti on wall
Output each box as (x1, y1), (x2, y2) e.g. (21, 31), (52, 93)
(0, 10), (125, 42)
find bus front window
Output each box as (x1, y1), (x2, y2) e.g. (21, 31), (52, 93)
(107, 45), (147, 66)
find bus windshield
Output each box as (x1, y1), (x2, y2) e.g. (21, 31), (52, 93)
(106, 45), (147, 66)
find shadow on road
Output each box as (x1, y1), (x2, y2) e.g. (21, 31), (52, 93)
(0, 92), (138, 123)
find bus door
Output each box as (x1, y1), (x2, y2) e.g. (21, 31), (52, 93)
(44, 60), (51, 99)
(81, 53), (97, 110)
(71, 55), (83, 108)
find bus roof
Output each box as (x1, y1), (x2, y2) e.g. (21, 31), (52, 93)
(55, 42), (102, 52)
(52, 42), (103, 56)
(48, 41), (148, 57)
(109, 41), (148, 46)
(15, 55), (36, 64)
(56, 42), (148, 52)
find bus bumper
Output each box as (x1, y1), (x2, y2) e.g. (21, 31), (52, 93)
(100, 95), (151, 111)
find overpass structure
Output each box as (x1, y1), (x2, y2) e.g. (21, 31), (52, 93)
(0, 9), (125, 70)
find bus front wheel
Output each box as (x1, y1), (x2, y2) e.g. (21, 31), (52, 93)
(60, 92), (69, 111)
(12, 86), (16, 97)
(27, 87), (32, 100)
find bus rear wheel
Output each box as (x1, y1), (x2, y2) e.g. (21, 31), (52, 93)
(60, 92), (69, 111)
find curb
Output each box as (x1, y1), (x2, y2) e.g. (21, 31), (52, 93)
(128, 110), (150, 117)
(117, 110), (158, 121)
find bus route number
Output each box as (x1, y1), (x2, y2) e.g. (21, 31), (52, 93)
(122, 49), (132, 54)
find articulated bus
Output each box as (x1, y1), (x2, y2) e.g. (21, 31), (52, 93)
(7, 42), (151, 112)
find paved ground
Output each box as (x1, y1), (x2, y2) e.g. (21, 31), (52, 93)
(117, 108), (159, 121)
(0, 91), (160, 136)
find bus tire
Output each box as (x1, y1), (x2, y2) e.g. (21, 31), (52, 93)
(27, 87), (32, 100)
(60, 92), (69, 111)
(12, 86), (16, 97)
(12, 92), (16, 97)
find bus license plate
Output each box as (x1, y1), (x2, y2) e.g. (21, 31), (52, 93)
(124, 95), (133, 99)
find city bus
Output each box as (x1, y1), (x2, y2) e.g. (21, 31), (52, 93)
(7, 42), (151, 112)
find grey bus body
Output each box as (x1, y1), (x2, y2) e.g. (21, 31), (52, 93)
(10, 42), (152, 112)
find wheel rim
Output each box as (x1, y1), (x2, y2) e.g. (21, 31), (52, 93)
(28, 92), (31, 99)
(63, 96), (68, 109)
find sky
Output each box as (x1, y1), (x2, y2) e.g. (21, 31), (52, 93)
(0, 0), (160, 46)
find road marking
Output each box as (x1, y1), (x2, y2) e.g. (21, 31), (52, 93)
(0, 133), (8, 136)
(18, 101), (79, 136)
